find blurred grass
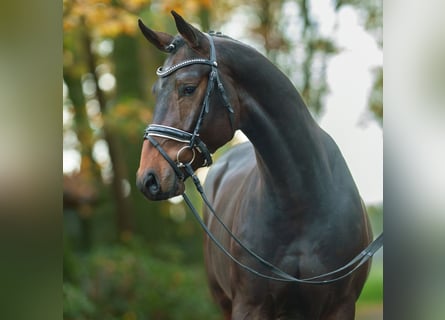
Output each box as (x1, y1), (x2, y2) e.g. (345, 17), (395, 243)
(356, 259), (383, 319)
(359, 260), (383, 303)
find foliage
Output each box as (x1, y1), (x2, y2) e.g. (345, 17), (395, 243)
(369, 67), (383, 125)
(64, 240), (219, 320)
(63, 0), (149, 38)
(367, 204), (383, 236)
(335, 0), (383, 124)
(64, 283), (96, 318)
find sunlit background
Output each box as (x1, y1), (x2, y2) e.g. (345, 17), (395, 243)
(63, 0), (383, 319)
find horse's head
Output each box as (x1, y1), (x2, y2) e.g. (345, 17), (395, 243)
(136, 11), (239, 200)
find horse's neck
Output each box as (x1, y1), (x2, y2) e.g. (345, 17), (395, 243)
(232, 49), (333, 208)
(243, 102), (331, 206)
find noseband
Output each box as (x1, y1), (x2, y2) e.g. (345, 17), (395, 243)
(143, 34), (234, 175)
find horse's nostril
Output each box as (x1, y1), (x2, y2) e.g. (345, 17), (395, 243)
(145, 172), (161, 195)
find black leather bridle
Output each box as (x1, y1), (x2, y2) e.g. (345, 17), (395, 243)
(144, 33), (234, 178)
(143, 33), (383, 284)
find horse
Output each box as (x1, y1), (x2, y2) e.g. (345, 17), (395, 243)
(136, 11), (374, 320)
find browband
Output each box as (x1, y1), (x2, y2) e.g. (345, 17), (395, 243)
(157, 59), (217, 78)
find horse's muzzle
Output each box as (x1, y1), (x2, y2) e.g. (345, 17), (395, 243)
(136, 169), (184, 201)
(144, 170), (161, 196)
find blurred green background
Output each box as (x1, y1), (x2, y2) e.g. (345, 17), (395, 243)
(63, 0), (382, 319)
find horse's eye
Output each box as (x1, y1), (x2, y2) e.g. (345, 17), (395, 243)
(183, 86), (197, 96)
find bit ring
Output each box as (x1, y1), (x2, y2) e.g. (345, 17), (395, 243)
(176, 145), (196, 167)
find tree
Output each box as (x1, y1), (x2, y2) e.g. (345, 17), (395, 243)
(63, 0), (153, 241)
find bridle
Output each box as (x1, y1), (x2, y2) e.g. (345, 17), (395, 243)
(144, 33), (234, 179)
(143, 33), (383, 284)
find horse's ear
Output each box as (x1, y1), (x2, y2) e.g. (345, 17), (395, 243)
(138, 19), (174, 53)
(171, 11), (209, 53)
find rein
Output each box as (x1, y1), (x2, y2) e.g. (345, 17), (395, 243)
(182, 164), (383, 284)
(143, 33), (383, 285)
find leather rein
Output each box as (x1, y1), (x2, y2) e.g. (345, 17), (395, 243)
(143, 33), (383, 285)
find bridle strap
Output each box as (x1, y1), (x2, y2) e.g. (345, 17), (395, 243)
(145, 124), (195, 143)
(182, 164), (383, 284)
(145, 124), (212, 166)
(156, 34), (234, 134)
(144, 34), (229, 168)
(182, 165), (383, 285)
(157, 59), (216, 78)
(145, 135), (184, 180)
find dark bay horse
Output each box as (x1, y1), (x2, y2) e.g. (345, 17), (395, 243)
(136, 11), (373, 320)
